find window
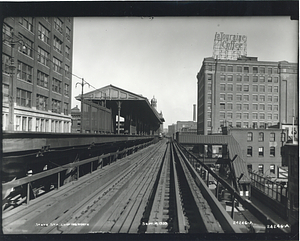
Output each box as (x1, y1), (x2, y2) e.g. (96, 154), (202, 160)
(247, 164), (252, 172)
(237, 75), (242, 81)
(227, 103), (233, 110)
(258, 147), (264, 157)
(236, 104), (242, 111)
(3, 84), (9, 104)
(207, 74), (212, 81)
(227, 112), (233, 119)
(253, 95), (258, 101)
(253, 67), (258, 74)
(207, 120), (211, 127)
(259, 132), (264, 141)
(54, 17), (63, 33)
(244, 76), (249, 82)
(37, 71), (49, 88)
(52, 99), (61, 113)
(207, 94), (211, 101)
(259, 76), (265, 82)
(267, 95), (272, 102)
(63, 102), (69, 115)
(17, 61), (32, 82)
(220, 103), (225, 110)
(247, 146), (252, 157)
(66, 27), (71, 41)
(237, 84), (242, 91)
(243, 122), (249, 128)
(53, 57), (62, 74)
(243, 95), (249, 101)
(274, 67), (278, 74)
(270, 132), (275, 142)
(270, 147), (275, 157)
(207, 64), (213, 71)
(259, 95), (265, 102)
(237, 66), (242, 72)
(64, 84), (69, 97)
(253, 76), (258, 82)
(65, 46), (70, 59)
(220, 112), (225, 118)
(274, 86), (278, 92)
(2, 54), (11, 75)
(53, 36), (63, 54)
(259, 113), (265, 119)
(243, 85), (249, 92)
(227, 84), (233, 91)
(220, 93), (225, 101)
(220, 84), (225, 91)
(16, 88), (31, 107)
(236, 113), (242, 119)
(253, 85), (258, 92)
(273, 105), (278, 111)
(207, 112), (211, 118)
(259, 104), (265, 111)
(220, 120), (225, 127)
(268, 68), (272, 75)
(253, 104), (258, 110)
(270, 164), (275, 174)
(65, 65), (70, 78)
(267, 105), (272, 111)
(18, 34), (33, 57)
(227, 66), (233, 72)
(38, 47), (49, 67)
(274, 96), (278, 102)
(220, 75), (225, 82)
(243, 113), (249, 119)
(52, 78), (62, 94)
(274, 114), (278, 120)
(38, 23), (50, 44)
(236, 122), (241, 127)
(268, 77), (272, 82)
(247, 132), (253, 141)
(3, 23), (13, 46)
(259, 85), (265, 92)
(236, 94), (242, 101)
(244, 104), (249, 110)
(221, 65), (226, 72)
(253, 113), (258, 120)
(268, 86), (272, 92)
(244, 66), (249, 73)
(274, 77), (278, 83)
(258, 164), (264, 174)
(227, 75), (233, 81)
(227, 94), (233, 101)
(36, 94), (48, 111)
(19, 17), (33, 32)
(259, 67), (265, 73)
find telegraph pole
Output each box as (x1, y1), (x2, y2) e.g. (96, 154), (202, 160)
(76, 78), (89, 133)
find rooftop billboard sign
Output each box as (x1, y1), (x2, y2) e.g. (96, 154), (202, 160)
(213, 32), (247, 60)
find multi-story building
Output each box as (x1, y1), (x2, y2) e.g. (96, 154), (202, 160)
(2, 17), (73, 132)
(71, 105), (81, 133)
(197, 56), (298, 135)
(222, 126), (287, 177)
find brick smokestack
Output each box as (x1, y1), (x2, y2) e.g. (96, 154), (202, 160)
(193, 104), (196, 122)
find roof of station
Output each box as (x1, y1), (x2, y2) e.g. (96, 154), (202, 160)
(76, 84), (164, 125)
(177, 132), (250, 184)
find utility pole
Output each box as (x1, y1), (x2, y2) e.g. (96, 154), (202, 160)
(76, 78), (89, 133)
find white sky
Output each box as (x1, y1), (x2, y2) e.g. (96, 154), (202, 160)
(71, 16), (298, 127)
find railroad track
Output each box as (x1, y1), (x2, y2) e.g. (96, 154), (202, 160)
(3, 139), (236, 234)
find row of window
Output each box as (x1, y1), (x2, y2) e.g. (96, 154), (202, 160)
(208, 74), (279, 83)
(15, 88), (69, 114)
(248, 164), (276, 175)
(13, 115), (70, 132)
(214, 112), (278, 120)
(207, 121), (276, 129)
(247, 132), (276, 142)
(217, 93), (279, 103)
(218, 102), (279, 112)
(207, 64), (279, 74)
(247, 146), (276, 157)
(18, 17), (71, 41)
(218, 83), (278, 93)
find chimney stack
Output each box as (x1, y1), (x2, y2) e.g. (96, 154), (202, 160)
(193, 104), (196, 122)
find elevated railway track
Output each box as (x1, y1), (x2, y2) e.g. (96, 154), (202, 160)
(3, 138), (241, 234)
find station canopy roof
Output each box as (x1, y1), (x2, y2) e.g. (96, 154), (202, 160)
(76, 85), (164, 125)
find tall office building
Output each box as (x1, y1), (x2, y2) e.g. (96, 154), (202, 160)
(197, 56), (298, 135)
(2, 17), (73, 132)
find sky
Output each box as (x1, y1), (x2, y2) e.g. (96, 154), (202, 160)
(71, 16), (298, 127)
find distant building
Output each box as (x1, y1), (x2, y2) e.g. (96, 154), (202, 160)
(176, 121), (197, 133)
(168, 124), (176, 138)
(71, 105), (81, 133)
(2, 17), (74, 132)
(222, 126), (287, 177)
(197, 56), (298, 135)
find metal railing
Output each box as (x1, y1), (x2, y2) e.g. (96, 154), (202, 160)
(249, 171), (287, 204)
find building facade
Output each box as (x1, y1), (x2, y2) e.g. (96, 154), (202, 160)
(197, 56), (298, 135)
(2, 17), (73, 132)
(223, 127), (286, 177)
(70, 105), (81, 133)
